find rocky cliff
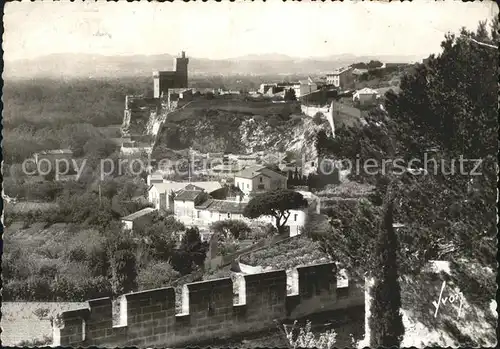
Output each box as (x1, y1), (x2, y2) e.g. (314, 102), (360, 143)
(152, 100), (333, 164)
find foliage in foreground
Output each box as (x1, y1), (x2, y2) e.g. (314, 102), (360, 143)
(283, 320), (337, 349)
(311, 19), (498, 281)
(3, 215), (202, 301)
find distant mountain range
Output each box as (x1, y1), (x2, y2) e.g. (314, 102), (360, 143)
(3, 53), (425, 79)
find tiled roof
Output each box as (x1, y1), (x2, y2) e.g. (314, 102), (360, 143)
(234, 165), (267, 179)
(234, 165), (286, 180)
(355, 87), (379, 95)
(174, 190), (204, 201)
(149, 182), (192, 195)
(258, 167), (287, 179)
(195, 199), (247, 214)
(149, 181), (222, 195)
(190, 181), (223, 193)
(121, 207), (155, 221)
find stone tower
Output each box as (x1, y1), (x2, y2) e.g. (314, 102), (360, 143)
(175, 51), (189, 87)
(153, 51), (189, 98)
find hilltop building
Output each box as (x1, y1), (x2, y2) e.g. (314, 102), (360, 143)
(325, 66), (354, 89)
(353, 87), (380, 107)
(153, 51), (189, 98)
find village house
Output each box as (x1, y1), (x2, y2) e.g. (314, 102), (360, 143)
(193, 198), (247, 227)
(233, 165), (288, 197)
(173, 188), (210, 225)
(325, 66), (355, 89)
(121, 207), (156, 234)
(174, 195), (307, 237)
(353, 87), (380, 107)
(258, 80), (318, 99)
(148, 180), (222, 211)
(259, 83), (277, 94)
(147, 171), (164, 185)
(296, 77), (318, 98)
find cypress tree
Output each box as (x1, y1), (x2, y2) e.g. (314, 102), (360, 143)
(369, 200), (404, 347)
(288, 170), (294, 187)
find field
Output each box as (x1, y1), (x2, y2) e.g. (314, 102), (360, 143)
(2, 301), (87, 346)
(239, 235), (330, 270)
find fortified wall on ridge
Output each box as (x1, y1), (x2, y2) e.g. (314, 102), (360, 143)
(52, 262), (364, 347)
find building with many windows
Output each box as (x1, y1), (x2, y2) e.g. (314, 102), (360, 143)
(325, 66), (354, 89)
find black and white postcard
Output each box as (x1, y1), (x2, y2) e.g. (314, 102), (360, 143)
(1, 1), (498, 348)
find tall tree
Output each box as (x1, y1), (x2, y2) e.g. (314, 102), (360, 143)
(243, 189), (308, 235)
(107, 232), (138, 296)
(287, 170), (294, 187)
(210, 219), (251, 240)
(284, 88), (297, 101)
(293, 167), (300, 185)
(369, 188), (404, 347)
(171, 227), (208, 275)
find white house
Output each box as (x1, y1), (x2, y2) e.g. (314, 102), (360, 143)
(193, 198), (248, 228)
(296, 77), (318, 98)
(173, 189), (210, 225)
(147, 172), (164, 186)
(175, 189), (319, 238)
(325, 66), (354, 89)
(259, 83), (277, 94)
(353, 87), (380, 106)
(233, 165), (288, 197)
(121, 207), (156, 233)
(148, 180), (222, 211)
(186, 197), (306, 237)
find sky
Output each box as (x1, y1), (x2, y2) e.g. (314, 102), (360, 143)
(4, 0), (497, 61)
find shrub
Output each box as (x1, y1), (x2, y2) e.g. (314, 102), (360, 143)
(51, 276), (82, 301)
(313, 112), (324, 125)
(210, 219), (251, 240)
(25, 276), (53, 301)
(217, 240), (240, 257)
(80, 276), (113, 300)
(137, 261), (180, 291)
(18, 335), (52, 347)
(33, 307), (51, 320)
(110, 249), (138, 296)
(65, 245), (87, 263)
(3, 279), (30, 300)
(283, 320), (337, 349)
(37, 262), (59, 279)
